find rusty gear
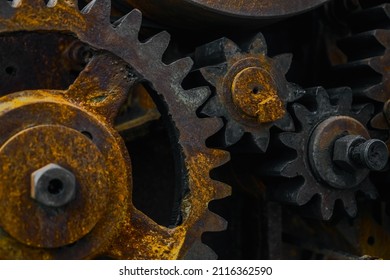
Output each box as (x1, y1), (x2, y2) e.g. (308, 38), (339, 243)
(120, 0), (330, 29)
(199, 33), (304, 151)
(267, 87), (379, 220)
(0, 0), (230, 259)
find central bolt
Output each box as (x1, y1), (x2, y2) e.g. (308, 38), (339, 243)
(333, 135), (389, 172)
(31, 163), (76, 207)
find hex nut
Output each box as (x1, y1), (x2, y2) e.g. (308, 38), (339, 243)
(31, 163), (76, 207)
(333, 135), (366, 172)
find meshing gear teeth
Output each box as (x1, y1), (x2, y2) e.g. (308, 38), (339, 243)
(0, 0), (231, 259)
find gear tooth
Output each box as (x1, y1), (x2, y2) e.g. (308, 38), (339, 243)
(295, 183), (314, 205)
(203, 209), (228, 233)
(279, 132), (299, 149)
(224, 120), (244, 146)
(200, 65), (225, 86)
(168, 57), (193, 83)
(46, 0), (57, 8)
(194, 86), (211, 105)
(115, 9), (142, 38)
(248, 32), (267, 54)
(274, 113), (295, 132)
(337, 30), (390, 61)
(354, 103), (375, 124)
(196, 118), (224, 143)
(320, 199), (334, 220)
(221, 38), (241, 61)
(342, 197), (358, 218)
(367, 56), (385, 74)
(201, 96), (223, 117)
(313, 87), (331, 108)
(213, 181), (231, 200)
(144, 31), (171, 59)
(373, 29), (390, 48)
(371, 112), (388, 130)
(210, 146), (230, 168)
(179, 87), (210, 112)
(286, 83), (306, 102)
(274, 183), (312, 205)
(81, 0), (111, 22)
(327, 87), (352, 112)
(292, 103), (310, 124)
(280, 160), (299, 178)
(251, 130), (270, 152)
(364, 83), (388, 102)
(274, 53), (293, 75)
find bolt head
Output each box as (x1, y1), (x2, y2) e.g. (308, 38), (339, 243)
(333, 135), (366, 172)
(360, 139), (389, 171)
(31, 163), (76, 207)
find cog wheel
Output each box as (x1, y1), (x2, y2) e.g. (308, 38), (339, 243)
(0, 0), (230, 259)
(118, 0), (330, 29)
(267, 87), (385, 220)
(198, 33), (304, 151)
(330, 1), (390, 133)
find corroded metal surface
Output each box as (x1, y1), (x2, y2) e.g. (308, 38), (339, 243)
(124, 0), (330, 28)
(231, 66), (285, 123)
(0, 55), (133, 258)
(0, 0), (230, 259)
(0, 32), (88, 96)
(199, 33), (302, 151)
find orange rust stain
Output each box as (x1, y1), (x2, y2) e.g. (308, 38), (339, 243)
(231, 66), (285, 123)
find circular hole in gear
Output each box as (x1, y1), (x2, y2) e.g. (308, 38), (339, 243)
(367, 236), (375, 246)
(252, 86), (260, 94)
(47, 179), (64, 195)
(5, 66), (16, 76)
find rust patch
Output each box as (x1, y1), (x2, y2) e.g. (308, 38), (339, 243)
(231, 66), (285, 123)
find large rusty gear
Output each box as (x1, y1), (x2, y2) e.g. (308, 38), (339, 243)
(198, 33), (304, 151)
(0, 0), (230, 259)
(267, 87), (382, 220)
(119, 0), (330, 29)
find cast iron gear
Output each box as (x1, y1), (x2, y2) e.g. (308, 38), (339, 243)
(267, 87), (384, 220)
(0, 0), (230, 259)
(331, 1), (390, 133)
(199, 33), (304, 151)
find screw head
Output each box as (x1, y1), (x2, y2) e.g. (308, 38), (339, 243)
(31, 163), (76, 207)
